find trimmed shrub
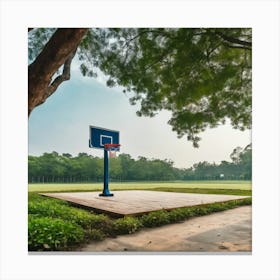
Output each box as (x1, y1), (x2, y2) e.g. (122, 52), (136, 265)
(192, 206), (211, 216)
(140, 210), (170, 227)
(28, 216), (84, 251)
(28, 200), (112, 231)
(168, 208), (191, 222)
(207, 202), (232, 212)
(112, 217), (143, 234)
(139, 198), (252, 227)
(86, 229), (106, 241)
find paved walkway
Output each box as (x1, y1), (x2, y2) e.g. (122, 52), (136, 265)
(81, 206), (252, 252)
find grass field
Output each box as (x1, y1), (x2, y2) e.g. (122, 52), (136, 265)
(28, 180), (251, 192)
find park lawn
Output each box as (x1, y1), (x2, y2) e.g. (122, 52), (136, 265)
(28, 180), (251, 193)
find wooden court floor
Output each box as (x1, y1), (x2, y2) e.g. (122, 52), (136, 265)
(40, 190), (249, 216)
(40, 190), (249, 217)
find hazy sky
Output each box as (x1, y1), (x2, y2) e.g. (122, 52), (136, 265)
(28, 59), (251, 168)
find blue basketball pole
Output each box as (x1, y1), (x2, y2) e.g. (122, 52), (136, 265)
(99, 148), (113, 196)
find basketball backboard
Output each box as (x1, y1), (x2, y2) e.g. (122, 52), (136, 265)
(89, 126), (120, 151)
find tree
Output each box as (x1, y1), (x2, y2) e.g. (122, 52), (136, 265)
(28, 146), (251, 182)
(237, 144), (252, 179)
(62, 153), (72, 158)
(230, 146), (243, 163)
(28, 155), (42, 182)
(28, 28), (88, 116)
(28, 28), (251, 146)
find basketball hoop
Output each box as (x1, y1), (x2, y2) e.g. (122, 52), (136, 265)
(89, 126), (120, 197)
(104, 144), (121, 158)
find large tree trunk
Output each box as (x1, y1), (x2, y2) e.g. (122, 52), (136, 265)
(28, 28), (88, 116)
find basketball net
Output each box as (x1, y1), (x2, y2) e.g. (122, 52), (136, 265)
(109, 150), (117, 158)
(105, 144), (120, 158)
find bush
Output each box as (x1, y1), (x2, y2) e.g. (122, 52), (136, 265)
(140, 210), (170, 227)
(168, 208), (192, 222)
(139, 198), (252, 227)
(192, 206), (211, 216)
(206, 203), (226, 212)
(112, 217), (143, 234)
(28, 200), (112, 231)
(86, 229), (106, 241)
(28, 216), (84, 251)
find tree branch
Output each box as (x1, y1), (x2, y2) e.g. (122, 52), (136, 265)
(124, 29), (174, 48)
(222, 42), (251, 50)
(28, 28), (88, 116)
(216, 31), (252, 49)
(45, 49), (76, 97)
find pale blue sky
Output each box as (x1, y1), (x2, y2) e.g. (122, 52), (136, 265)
(28, 59), (251, 168)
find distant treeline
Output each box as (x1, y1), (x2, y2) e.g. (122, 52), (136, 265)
(28, 145), (251, 183)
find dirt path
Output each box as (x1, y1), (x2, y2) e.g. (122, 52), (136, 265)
(81, 206), (252, 252)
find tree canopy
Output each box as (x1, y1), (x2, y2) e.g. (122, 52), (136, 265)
(28, 28), (251, 146)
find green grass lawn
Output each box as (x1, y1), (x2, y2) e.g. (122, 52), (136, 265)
(28, 180), (251, 192)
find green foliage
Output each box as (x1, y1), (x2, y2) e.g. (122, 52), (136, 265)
(140, 210), (171, 227)
(140, 198), (252, 226)
(28, 199), (112, 230)
(112, 217), (143, 234)
(28, 28), (56, 62)
(28, 144), (251, 183)
(83, 28), (252, 147)
(167, 208), (195, 222)
(28, 28), (251, 146)
(28, 194), (112, 250)
(86, 229), (106, 241)
(28, 216), (84, 251)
